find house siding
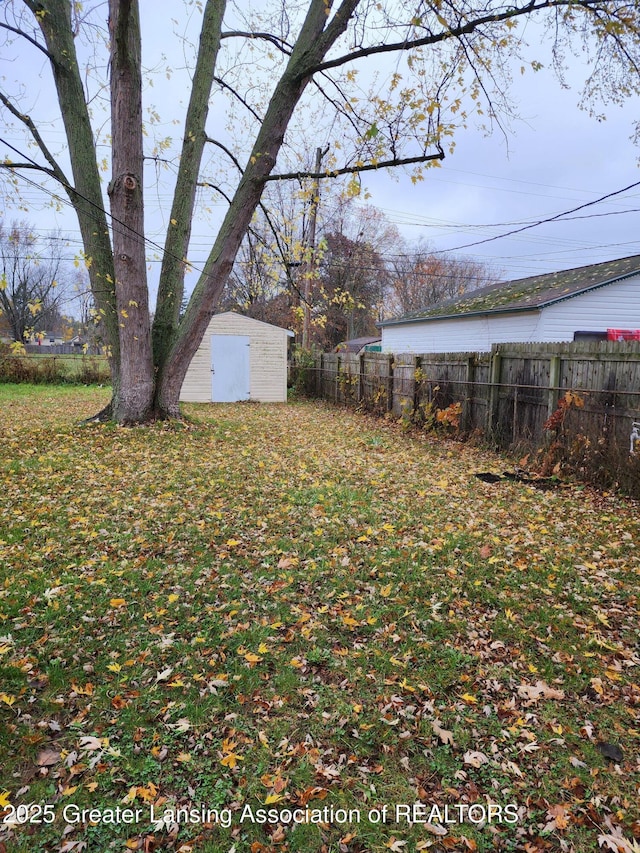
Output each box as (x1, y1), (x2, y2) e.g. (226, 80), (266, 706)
(381, 275), (640, 354)
(536, 276), (640, 340)
(381, 312), (540, 353)
(180, 313), (291, 403)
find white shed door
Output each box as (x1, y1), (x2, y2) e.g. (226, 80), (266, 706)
(211, 335), (250, 402)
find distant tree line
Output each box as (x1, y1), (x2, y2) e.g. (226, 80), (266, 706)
(220, 197), (498, 350)
(0, 219), (102, 348)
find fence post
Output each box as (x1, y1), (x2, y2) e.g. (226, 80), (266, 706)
(387, 354), (394, 412)
(547, 355), (561, 419)
(463, 354), (475, 432)
(413, 355), (421, 420)
(358, 353), (364, 403)
(318, 353), (323, 397)
(487, 346), (502, 437)
(335, 354), (340, 404)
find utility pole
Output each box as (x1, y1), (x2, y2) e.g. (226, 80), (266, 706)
(302, 145), (327, 350)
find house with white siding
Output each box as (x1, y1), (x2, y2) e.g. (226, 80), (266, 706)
(380, 254), (640, 353)
(180, 312), (294, 403)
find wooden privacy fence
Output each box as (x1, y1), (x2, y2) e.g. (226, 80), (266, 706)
(305, 341), (640, 494)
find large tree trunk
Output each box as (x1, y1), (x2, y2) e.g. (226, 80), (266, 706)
(151, 0), (226, 380)
(154, 0), (360, 417)
(30, 0), (121, 395)
(108, 0), (155, 423)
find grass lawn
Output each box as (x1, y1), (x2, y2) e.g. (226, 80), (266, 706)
(0, 353), (110, 386)
(0, 386), (638, 853)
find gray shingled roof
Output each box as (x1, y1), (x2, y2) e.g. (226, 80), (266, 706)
(380, 254), (640, 326)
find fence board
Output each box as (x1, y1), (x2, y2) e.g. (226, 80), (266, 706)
(301, 340), (640, 496)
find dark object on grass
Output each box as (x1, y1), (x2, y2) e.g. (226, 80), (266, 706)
(596, 741), (624, 763)
(474, 471), (557, 489)
(475, 472), (504, 483)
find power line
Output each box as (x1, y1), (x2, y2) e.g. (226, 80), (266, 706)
(4, 137), (640, 281)
(424, 180), (640, 255)
(0, 138), (207, 277)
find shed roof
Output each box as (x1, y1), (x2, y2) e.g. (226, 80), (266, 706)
(214, 311), (295, 336)
(380, 254), (640, 327)
(334, 336), (381, 353)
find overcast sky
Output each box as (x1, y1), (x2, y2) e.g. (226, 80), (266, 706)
(2, 3), (639, 298)
(355, 57), (640, 282)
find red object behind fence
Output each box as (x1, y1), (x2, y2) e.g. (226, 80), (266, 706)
(607, 329), (640, 341)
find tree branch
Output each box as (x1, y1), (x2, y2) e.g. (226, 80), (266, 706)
(204, 136), (244, 174)
(220, 30), (292, 55)
(0, 91), (70, 186)
(311, 74), (363, 138)
(197, 181), (233, 204)
(312, 0), (606, 74)
(265, 150), (445, 181)
(214, 76), (263, 123)
(0, 157), (55, 176)
(0, 21), (52, 58)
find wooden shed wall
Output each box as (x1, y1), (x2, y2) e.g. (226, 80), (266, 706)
(179, 313), (290, 403)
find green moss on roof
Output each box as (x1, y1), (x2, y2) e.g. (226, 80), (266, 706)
(384, 254), (640, 324)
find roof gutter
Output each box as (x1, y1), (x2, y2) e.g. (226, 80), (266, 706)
(378, 304), (539, 328)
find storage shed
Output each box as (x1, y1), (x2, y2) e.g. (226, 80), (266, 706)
(379, 254), (640, 353)
(180, 312), (294, 403)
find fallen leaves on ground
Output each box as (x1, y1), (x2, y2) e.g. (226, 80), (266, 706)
(0, 389), (638, 853)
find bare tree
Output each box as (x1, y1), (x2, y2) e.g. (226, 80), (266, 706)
(1, 0), (639, 421)
(386, 248), (499, 317)
(0, 220), (69, 342)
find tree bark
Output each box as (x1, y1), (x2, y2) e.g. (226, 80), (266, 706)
(151, 0), (227, 383)
(26, 0), (121, 391)
(108, 0), (155, 422)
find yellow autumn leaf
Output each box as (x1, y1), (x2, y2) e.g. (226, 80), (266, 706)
(264, 793), (285, 804)
(244, 652), (262, 664)
(220, 752), (242, 768)
(460, 693), (478, 704)
(379, 583), (392, 597)
(62, 785), (78, 796)
(226, 538), (241, 547)
(110, 598), (126, 608)
(0, 791), (10, 807)
(257, 642), (269, 654)
(107, 662), (122, 673)
(168, 593), (179, 603)
(135, 783), (158, 803)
